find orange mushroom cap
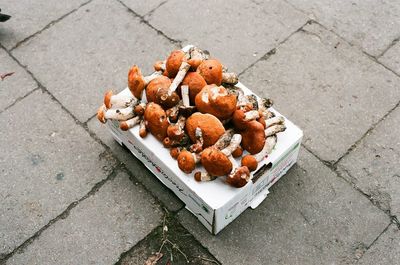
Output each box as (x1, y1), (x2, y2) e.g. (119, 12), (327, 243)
(240, 121), (265, 154)
(177, 150), (197, 174)
(226, 166), (251, 188)
(166, 50), (186, 78)
(128, 65), (145, 99)
(185, 113), (225, 148)
(200, 147), (232, 176)
(143, 102), (169, 142)
(241, 155), (258, 172)
(196, 59), (223, 85)
(195, 85), (237, 120)
(146, 76), (171, 103)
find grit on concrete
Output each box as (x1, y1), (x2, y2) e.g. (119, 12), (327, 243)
(0, 0), (399, 264)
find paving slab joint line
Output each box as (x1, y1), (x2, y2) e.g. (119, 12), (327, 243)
(353, 222), (392, 263)
(376, 36), (400, 59)
(307, 20), (400, 79)
(115, 0), (181, 46)
(113, 211), (222, 265)
(0, 86), (40, 115)
(302, 144), (396, 224)
(8, 0), (94, 52)
(0, 166), (122, 263)
(238, 19), (313, 77)
(333, 99), (400, 167)
(143, 0), (169, 19)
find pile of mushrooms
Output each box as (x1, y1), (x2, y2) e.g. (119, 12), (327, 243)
(97, 46), (286, 188)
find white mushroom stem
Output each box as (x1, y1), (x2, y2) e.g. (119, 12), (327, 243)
(181, 85), (190, 107)
(175, 116), (186, 133)
(213, 129), (235, 150)
(190, 127), (204, 153)
(236, 89), (249, 108)
(222, 72), (238, 84)
(228, 155), (238, 173)
(254, 135), (277, 162)
(143, 71), (162, 84)
(265, 116), (284, 128)
(256, 97), (273, 114)
(189, 47), (209, 61)
(191, 152), (201, 164)
(139, 119), (147, 137)
(221, 134), (242, 156)
(194, 171), (217, 182)
(168, 62), (191, 95)
(244, 110), (260, 121)
(105, 91), (137, 109)
(120, 116), (141, 131)
(265, 124), (286, 137)
(103, 105), (135, 121)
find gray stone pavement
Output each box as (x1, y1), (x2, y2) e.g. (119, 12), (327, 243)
(1, 0), (399, 264)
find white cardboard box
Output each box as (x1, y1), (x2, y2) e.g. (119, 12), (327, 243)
(106, 82), (303, 234)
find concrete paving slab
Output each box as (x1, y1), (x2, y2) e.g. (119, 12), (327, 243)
(240, 22), (400, 162)
(177, 148), (389, 265)
(337, 106), (400, 217)
(148, 0), (308, 73)
(379, 41), (400, 76)
(87, 116), (184, 212)
(12, 0), (177, 123)
(0, 0), (88, 49)
(6, 171), (163, 265)
(0, 48), (37, 112)
(286, 0), (400, 57)
(119, 0), (168, 16)
(358, 224), (400, 265)
(0, 90), (117, 256)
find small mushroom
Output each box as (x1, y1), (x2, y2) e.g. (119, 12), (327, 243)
(120, 116), (141, 131)
(145, 76), (172, 103)
(177, 150), (200, 174)
(196, 59), (238, 85)
(97, 104), (134, 123)
(185, 113), (225, 147)
(157, 61), (191, 109)
(143, 102), (169, 141)
(103, 90), (137, 109)
(187, 47), (209, 70)
(200, 134), (241, 177)
(167, 115), (186, 142)
(170, 147), (182, 159)
(134, 102), (147, 116)
(232, 146), (243, 158)
(128, 66), (162, 99)
(241, 135), (278, 171)
(200, 147), (232, 176)
(195, 85), (237, 120)
(240, 120), (266, 154)
(166, 50), (188, 78)
(154, 60), (166, 72)
(194, 171), (217, 182)
(226, 166), (251, 188)
(241, 155), (258, 172)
